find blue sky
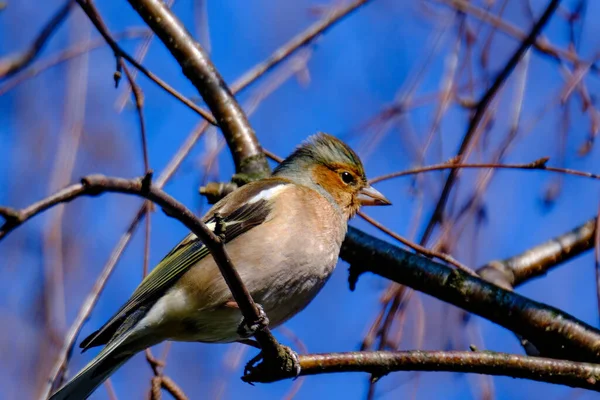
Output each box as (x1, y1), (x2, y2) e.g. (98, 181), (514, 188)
(2, 0), (600, 399)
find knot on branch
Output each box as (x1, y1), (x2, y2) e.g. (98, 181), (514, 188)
(113, 56), (122, 88)
(141, 170), (154, 194)
(477, 260), (516, 290)
(80, 174), (106, 196)
(242, 345), (300, 384)
(0, 207), (23, 228)
(526, 157), (550, 169)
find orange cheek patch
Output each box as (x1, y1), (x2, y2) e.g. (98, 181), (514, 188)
(311, 165), (348, 205)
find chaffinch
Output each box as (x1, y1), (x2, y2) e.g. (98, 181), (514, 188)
(51, 133), (390, 400)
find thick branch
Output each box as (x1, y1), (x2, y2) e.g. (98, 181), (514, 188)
(342, 227), (600, 363)
(125, 0), (270, 180)
(244, 350), (600, 391)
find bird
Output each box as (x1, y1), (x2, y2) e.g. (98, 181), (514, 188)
(50, 132), (391, 399)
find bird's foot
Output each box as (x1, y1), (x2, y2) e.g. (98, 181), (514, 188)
(237, 303), (270, 338)
(242, 345), (301, 384)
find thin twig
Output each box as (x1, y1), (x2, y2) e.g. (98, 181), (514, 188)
(0, 28), (150, 97)
(75, 0), (216, 125)
(0, 0), (75, 79)
(357, 211), (476, 275)
(368, 158), (600, 184)
(122, 62), (150, 173)
(230, 0), (371, 94)
(419, 0), (561, 245)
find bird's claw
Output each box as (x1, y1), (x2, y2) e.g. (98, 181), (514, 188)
(242, 345), (301, 383)
(237, 303), (270, 338)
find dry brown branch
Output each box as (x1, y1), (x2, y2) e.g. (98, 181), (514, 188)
(437, 0), (600, 75)
(230, 0), (371, 94)
(243, 350), (600, 391)
(115, 0), (175, 111)
(369, 158), (600, 184)
(123, 0), (269, 180)
(357, 210), (476, 275)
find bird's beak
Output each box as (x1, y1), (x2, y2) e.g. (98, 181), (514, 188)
(359, 185), (392, 206)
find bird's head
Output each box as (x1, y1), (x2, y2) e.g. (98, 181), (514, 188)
(273, 133), (391, 219)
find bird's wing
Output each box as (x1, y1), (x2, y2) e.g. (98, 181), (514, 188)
(80, 179), (288, 351)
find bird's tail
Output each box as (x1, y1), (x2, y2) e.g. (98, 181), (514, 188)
(49, 334), (133, 400)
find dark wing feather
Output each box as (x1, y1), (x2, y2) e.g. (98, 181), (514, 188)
(80, 187), (279, 351)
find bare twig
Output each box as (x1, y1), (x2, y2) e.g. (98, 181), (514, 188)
(0, 28), (150, 97)
(437, 0), (599, 75)
(121, 61), (150, 173)
(230, 0), (371, 94)
(75, 0), (216, 125)
(244, 350), (600, 391)
(0, 0), (75, 79)
(419, 0), (561, 244)
(357, 210), (476, 275)
(368, 158), (600, 184)
(124, 0), (270, 179)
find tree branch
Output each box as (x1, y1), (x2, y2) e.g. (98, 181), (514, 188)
(478, 217), (597, 290)
(419, 0), (561, 244)
(125, 0), (270, 181)
(0, 174), (288, 373)
(343, 227), (600, 363)
(0, 0), (75, 79)
(243, 350), (600, 391)
(75, 0), (216, 125)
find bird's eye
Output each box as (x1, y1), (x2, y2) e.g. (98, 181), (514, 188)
(340, 171), (354, 184)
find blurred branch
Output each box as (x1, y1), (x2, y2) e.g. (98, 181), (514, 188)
(124, 0), (270, 181)
(41, 207), (147, 400)
(115, 0), (174, 111)
(343, 226), (600, 363)
(121, 61), (150, 173)
(437, 0), (600, 75)
(75, 0), (216, 125)
(0, 27), (150, 96)
(420, 0), (561, 244)
(244, 350), (600, 391)
(0, 0), (75, 79)
(478, 217), (597, 290)
(230, 0), (371, 93)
